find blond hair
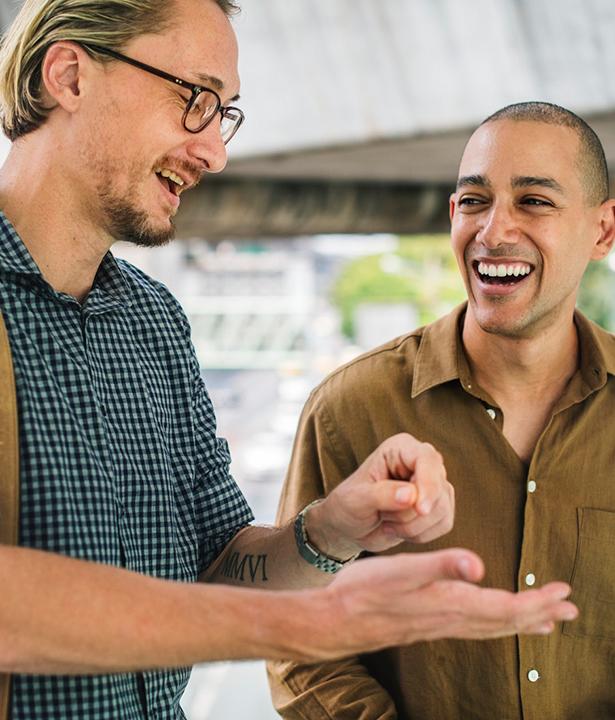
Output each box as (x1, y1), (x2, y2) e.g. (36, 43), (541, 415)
(0, 0), (239, 140)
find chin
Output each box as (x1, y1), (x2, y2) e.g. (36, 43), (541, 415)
(471, 304), (534, 339)
(104, 198), (177, 247)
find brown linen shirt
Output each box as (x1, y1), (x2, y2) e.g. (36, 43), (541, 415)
(268, 303), (615, 720)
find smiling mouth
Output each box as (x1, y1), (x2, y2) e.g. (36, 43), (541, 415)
(155, 168), (185, 197)
(473, 260), (534, 285)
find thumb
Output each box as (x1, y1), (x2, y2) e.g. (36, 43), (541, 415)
(397, 548), (485, 587)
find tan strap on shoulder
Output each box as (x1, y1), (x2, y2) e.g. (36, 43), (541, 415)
(0, 308), (19, 720)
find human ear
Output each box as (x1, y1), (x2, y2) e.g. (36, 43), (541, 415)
(590, 199), (615, 260)
(449, 193), (457, 223)
(40, 42), (87, 114)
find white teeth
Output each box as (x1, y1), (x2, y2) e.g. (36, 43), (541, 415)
(477, 262), (532, 278)
(156, 168), (185, 186)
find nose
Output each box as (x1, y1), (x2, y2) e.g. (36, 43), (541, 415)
(476, 201), (520, 249)
(185, 117), (228, 174)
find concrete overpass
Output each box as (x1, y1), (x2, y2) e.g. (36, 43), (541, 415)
(2, 0), (615, 238)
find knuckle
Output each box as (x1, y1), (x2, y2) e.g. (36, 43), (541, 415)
(420, 442), (439, 459)
(393, 432), (418, 447)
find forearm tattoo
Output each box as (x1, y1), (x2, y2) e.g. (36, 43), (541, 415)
(220, 552), (269, 583)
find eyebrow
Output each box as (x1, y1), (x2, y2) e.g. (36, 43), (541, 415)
(456, 174), (490, 190)
(192, 72), (241, 102)
(456, 173), (565, 194)
(511, 175), (565, 194)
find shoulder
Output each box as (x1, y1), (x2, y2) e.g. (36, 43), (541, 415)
(116, 258), (190, 331)
(308, 326), (427, 409)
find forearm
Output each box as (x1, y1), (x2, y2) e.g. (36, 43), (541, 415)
(202, 523), (336, 590)
(0, 545), (578, 676)
(0, 545), (331, 674)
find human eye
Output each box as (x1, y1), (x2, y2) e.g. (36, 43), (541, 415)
(458, 195), (488, 211)
(193, 89), (217, 111)
(520, 195), (555, 209)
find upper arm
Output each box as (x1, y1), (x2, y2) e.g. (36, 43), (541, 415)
(277, 393), (352, 525)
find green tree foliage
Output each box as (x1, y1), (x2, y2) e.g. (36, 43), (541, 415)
(578, 259), (615, 331)
(333, 235), (466, 339)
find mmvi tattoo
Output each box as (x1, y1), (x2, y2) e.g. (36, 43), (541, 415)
(220, 552), (269, 583)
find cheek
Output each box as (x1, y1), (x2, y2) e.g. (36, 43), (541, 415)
(449, 231), (471, 274)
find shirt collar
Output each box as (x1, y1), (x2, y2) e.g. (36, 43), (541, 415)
(573, 309), (615, 386)
(87, 252), (132, 310)
(0, 210), (131, 309)
(0, 210), (42, 276)
(411, 302), (615, 400)
(411, 303), (467, 398)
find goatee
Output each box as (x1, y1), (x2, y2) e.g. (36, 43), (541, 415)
(103, 198), (176, 248)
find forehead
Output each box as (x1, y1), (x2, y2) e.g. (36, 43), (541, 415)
(458, 120), (582, 189)
(125, 0), (240, 98)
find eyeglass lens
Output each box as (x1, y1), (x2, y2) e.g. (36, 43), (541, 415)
(184, 90), (242, 143)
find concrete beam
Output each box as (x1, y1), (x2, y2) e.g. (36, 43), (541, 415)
(175, 179), (453, 240)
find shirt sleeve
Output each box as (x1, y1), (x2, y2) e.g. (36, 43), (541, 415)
(191, 367), (254, 574)
(268, 391), (397, 719)
(268, 658), (397, 720)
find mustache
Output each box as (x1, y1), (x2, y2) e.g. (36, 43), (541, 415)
(465, 246), (536, 263)
(155, 156), (206, 188)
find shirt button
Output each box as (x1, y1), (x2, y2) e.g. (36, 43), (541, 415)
(525, 573), (536, 586)
(528, 669), (540, 682)
(486, 408), (496, 420)
(527, 480), (537, 493)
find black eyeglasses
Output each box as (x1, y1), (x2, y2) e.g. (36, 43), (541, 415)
(83, 44), (244, 144)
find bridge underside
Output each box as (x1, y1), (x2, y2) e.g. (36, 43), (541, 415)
(177, 111), (615, 240)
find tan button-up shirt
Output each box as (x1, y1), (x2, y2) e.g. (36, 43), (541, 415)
(269, 304), (615, 720)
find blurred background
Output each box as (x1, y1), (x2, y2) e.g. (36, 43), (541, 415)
(2, 0), (615, 717)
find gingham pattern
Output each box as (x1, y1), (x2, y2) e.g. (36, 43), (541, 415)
(0, 212), (253, 720)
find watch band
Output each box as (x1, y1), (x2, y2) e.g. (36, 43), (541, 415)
(294, 499), (360, 574)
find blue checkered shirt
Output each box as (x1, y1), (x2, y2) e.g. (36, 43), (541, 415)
(0, 213), (254, 719)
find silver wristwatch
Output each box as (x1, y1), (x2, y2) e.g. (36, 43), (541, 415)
(294, 499), (360, 574)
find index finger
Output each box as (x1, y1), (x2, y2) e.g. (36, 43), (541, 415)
(411, 444), (448, 515)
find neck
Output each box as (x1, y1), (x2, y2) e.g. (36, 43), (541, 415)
(462, 306), (579, 405)
(0, 133), (114, 302)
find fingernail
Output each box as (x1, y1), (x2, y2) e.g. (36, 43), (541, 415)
(395, 486), (412, 503)
(537, 623), (554, 635)
(562, 610), (578, 621)
(458, 557), (472, 579)
(417, 500), (431, 514)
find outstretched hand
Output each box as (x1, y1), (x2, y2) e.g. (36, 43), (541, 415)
(315, 549), (578, 658)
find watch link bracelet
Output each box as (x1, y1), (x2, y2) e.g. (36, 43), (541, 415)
(294, 499), (360, 574)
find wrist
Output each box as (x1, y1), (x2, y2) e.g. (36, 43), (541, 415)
(250, 585), (340, 662)
(303, 499), (361, 563)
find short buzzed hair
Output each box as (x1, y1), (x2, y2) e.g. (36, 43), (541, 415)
(481, 101), (609, 206)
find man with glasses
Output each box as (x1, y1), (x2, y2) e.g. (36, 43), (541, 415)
(0, 1), (577, 719)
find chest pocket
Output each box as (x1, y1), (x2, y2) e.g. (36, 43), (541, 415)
(564, 507), (615, 640)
